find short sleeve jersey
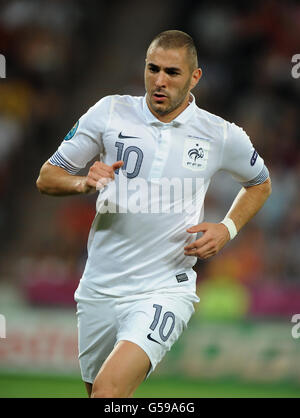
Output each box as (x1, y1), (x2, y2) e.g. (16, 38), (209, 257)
(49, 94), (268, 296)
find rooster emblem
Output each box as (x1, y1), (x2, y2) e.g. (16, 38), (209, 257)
(188, 144), (204, 161)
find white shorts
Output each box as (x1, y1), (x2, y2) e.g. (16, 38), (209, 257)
(74, 282), (199, 384)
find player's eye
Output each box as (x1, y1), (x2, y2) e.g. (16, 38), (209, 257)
(166, 69), (179, 76)
(148, 65), (159, 73)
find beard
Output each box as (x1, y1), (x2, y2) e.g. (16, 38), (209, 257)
(148, 77), (191, 116)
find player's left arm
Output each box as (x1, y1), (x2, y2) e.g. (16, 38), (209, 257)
(185, 121), (271, 260)
(184, 177), (271, 259)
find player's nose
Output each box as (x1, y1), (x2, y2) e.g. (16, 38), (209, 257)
(155, 71), (167, 88)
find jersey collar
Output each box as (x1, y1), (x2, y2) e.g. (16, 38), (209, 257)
(142, 93), (196, 127)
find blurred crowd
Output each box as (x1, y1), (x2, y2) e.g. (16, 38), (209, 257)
(0, 0), (86, 247)
(0, 0), (299, 309)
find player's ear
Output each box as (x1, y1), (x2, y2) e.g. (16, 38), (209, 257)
(190, 68), (202, 90)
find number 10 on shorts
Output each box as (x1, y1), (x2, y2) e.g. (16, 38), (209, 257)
(150, 304), (175, 342)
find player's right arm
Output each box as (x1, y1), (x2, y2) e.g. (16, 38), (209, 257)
(36, 160), (124, 196)
(36, 95), (120, 196)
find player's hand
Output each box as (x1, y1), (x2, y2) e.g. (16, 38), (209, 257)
(81, 160), (124, 194)
(184, 222), (230, 259)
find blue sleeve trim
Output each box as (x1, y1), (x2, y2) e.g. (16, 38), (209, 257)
(240, 165), (269, 187)
(48, 151), (80, 175)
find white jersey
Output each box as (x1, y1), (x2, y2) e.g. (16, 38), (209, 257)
(49, 94), (268, 296)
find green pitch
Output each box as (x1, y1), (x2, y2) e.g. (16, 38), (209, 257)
(0, 374), (299, 398)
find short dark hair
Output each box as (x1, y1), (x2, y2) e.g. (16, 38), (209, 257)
(148, 30), (198, 70)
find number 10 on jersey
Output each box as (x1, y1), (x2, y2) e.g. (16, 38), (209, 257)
(115, 142), (144, 179)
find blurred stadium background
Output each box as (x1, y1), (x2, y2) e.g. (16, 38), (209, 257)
(0, 0), (299, 398)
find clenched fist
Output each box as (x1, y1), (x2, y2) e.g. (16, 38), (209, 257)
(81, 160), (124, 194)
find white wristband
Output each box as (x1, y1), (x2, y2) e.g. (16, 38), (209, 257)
(220, 217), (237, 240)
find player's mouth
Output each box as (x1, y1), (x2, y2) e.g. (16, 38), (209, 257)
(153, 92), (168, 102)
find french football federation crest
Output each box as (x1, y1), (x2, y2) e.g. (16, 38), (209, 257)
(183, 138), (210, 171)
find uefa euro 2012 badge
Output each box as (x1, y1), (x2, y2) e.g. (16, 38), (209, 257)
(64, 120), (79, 141)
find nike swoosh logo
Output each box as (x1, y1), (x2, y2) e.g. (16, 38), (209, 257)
(118, 131), (140, 139)
(147, 333), (161, 345)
